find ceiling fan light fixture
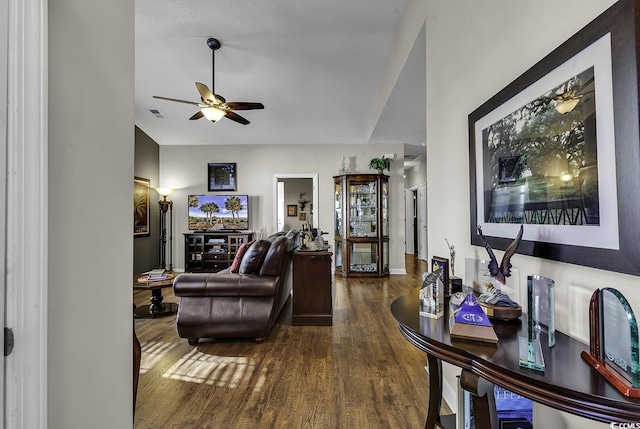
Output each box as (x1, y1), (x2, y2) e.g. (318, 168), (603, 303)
(556, 97), (580, 114)
(202, 107), (226, 122)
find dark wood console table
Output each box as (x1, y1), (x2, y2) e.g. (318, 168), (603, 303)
(292, 249), (333, 326)
(391, 287), (640, 428)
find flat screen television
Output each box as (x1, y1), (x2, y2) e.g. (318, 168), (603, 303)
(188, 194), (249, 231)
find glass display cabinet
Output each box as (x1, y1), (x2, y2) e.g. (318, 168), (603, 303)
(333, 173), (389, 277)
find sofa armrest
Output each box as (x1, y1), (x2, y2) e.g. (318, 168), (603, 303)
(173, 273), (279, 298)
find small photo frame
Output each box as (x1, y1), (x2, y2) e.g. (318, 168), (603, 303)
(299, 213), (307, 221)
(287, 205), (297, 216)
(208, 163), (237, 191)
(431, 256), (450, 295)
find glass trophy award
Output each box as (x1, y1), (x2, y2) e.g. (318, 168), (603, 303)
(519, 275), (555, 371)
(581, 288), (640, 398)
(419, 267), (444, 319)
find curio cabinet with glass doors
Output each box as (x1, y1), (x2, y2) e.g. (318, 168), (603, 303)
(333, 173), (389, 277)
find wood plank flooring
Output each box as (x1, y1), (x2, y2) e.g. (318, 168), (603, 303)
(133, 255), (452, 428)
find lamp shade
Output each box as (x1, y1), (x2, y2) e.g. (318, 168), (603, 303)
(155, 187), (174, 198)
(202, 107), (226, 122)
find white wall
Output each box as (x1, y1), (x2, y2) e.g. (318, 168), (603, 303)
(48, 0), (134, 427)
(404, 157), (426, 190)
(159, 143), (406, 273)
(422, 0), (630, 427)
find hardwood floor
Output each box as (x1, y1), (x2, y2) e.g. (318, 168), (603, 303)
(133, 255), (452, 428)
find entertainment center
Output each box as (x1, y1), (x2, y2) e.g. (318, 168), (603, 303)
(183, 231), (255, 272)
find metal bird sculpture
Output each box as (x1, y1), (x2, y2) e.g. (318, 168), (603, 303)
(477, 224), (524, 285)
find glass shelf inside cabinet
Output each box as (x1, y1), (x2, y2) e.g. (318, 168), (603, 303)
(335, 182), (342, 236)
(348, 180), (378, 237)
(350, 242), (378, 273)
(381, 180), (389, 236)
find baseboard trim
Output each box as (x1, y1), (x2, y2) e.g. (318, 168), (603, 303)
(389, 268), (407, 275)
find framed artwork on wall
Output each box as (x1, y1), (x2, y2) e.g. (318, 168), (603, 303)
(287, 205), (297, 216)
(468, 0), (640, 276)
(208, 162), (237, 191)
(134, 177), (150, 237)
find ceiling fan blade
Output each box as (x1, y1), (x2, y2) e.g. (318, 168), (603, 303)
(225, 111), (250, 125)
(195, 82), (225, 105)
(153, 95), (204, 107)
(225, 102), (265, 111)
(189, 110), (205, 120)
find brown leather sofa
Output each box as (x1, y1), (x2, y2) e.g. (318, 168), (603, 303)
(173, 230), (299, 344)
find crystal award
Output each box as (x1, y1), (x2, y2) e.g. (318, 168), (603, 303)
(518, 275), (555, 371)
(419, 267), (444, 319)
(581, 287), (640, 398)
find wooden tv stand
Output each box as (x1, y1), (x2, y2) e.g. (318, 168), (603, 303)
(183, 231), (254, 272)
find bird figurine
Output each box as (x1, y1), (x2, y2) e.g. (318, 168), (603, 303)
(477, 224), (524, 307)
(478, 224), (523, 284)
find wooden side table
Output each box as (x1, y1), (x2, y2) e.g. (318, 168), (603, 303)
(133, 273), (178, 318)
(292, 250), (333, 326)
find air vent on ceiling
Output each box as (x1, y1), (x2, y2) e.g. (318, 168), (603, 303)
(150, 109), (166, 119)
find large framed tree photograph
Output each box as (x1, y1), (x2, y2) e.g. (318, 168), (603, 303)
(468, 0), (640, 276)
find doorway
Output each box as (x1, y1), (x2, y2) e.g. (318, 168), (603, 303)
(417, 183), (427, 261)
(272, 174), (319, 233)
(404, 188), (416, 255)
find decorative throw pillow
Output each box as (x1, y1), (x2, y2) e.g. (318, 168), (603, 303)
(238, 239), (272, 274)
(229, 240), (255, 273)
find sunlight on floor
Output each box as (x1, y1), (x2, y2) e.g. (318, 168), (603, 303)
(162, 348), (258, 389)
(140, 341), (179, 374)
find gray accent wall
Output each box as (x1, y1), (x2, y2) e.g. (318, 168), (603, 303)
(134, 126), (161, 273)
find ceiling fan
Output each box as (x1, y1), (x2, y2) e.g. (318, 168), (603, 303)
(551, 76), (594, 114)
(153, 38), (264, 125)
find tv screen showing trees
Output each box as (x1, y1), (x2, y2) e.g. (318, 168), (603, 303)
(188, 195), (249, 231)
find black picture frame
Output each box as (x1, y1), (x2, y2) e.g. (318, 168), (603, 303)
(208, 163), (237, 191)
(468, 0), (640, 276)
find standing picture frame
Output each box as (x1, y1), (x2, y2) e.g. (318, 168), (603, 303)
(468, 0), (640, 276)
(134, 177), (150, 237)
(208, 162), (237, 191)
(431, 256), (450, 296)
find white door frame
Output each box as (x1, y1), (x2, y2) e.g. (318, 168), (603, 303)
(5, 1), (48, 428)
(417, 183), (427, 261)
(404, 187), (416, 254)
(272, 174), (319, 233)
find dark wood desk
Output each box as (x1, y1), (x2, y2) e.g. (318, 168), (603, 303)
(391, 288), (640, 428)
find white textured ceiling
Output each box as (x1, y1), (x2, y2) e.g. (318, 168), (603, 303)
(134, 0), (425, 156)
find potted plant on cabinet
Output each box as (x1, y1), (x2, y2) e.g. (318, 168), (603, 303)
(368, 156), (391, 174)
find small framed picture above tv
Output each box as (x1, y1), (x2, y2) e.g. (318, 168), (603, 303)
(188, 194), (249, 231)
(208, 163), (237, 191)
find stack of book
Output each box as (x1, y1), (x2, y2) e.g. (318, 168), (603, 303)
(144, 269), (168, 281)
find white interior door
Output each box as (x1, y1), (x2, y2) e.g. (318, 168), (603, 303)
(0, 0), (8, 422)
(5, 1), (48, 427)
(417, 183), (427, 261)
(277, 181), (285, 231)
